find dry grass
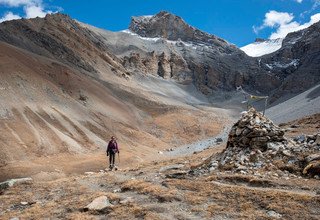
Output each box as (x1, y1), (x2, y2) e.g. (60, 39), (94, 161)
(121, 179), (181, 202)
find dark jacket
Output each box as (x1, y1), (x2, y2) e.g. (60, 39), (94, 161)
(107, 141), (119, 154)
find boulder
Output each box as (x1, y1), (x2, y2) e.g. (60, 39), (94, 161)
(85, 196), (113, 211)
(267, 210), (282, 219)
(303, 161), (320, 176)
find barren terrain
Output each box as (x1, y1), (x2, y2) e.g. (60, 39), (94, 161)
(1, 13), (320, 219)
(1, 135), (320, 219)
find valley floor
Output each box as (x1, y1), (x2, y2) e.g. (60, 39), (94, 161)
(1, 144), (319, 219)
(1, 114), (320, 219)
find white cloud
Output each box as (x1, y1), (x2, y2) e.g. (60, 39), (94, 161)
(253, 11), (294, 34)
(263, 11), (294, 27)
(270, 12), (320, 39)
(295, 0), (303, 3)
(0, 11), (21, 22)
(0, 0), (40, 7)
(0, 0), (57, 22)
(24, 5), (51, 18)
(254, 10), (320, 39)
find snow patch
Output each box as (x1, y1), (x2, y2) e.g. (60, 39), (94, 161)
(120, 29), (208, 50)
(265, 59), (299, 70)
(121, 29), (161, 42)
(241, 38), (283, 57)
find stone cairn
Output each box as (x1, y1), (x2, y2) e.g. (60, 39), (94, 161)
(226, 107), (285, 151)
(210, 107), (320, 178)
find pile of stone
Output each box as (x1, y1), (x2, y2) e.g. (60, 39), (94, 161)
(209, 108), (320, 179)
(226, 108), (285, 150)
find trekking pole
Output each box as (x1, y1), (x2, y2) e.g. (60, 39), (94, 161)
(118, 153), (120, 164)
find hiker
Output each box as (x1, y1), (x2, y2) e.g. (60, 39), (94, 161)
(106, 136), (119, 170)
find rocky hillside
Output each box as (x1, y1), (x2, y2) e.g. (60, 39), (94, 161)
(83, 11), (281, 95)
(259, 21), (320, 100)
(0, 13), (229, 168)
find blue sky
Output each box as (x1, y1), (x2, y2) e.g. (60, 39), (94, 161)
(0, 0), (319, 46)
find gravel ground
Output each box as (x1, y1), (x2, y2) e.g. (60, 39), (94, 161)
(166, 126), (231, 157)
(266, 84), (320, 124)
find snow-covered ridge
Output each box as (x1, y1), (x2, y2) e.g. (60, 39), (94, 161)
(241, 38), (283, 57)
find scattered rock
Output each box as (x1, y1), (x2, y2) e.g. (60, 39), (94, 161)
(216, 138), (223, 143)
(294, 135), (306, 143)
(267, 210), (282, 219)
(303, 161), (320, 176)
(315, 135), (320, 145)
(120, 197), (134, 204)
(165, 170), (188, 179)
(85, 196), (113, 211)
(159, 164), (184, 172)
(305, 154), (320, 163)
(282, 150), (292, 157)
(113, 188), (121, 193)
(0, 178), (33, 191)
(201, 108), (320, 178)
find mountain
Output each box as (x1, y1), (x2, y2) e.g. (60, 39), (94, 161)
(241, 38), (283, 57)
(0, 11), (319, 173)
(129, 11), (235, 51)
(83, 11), (280, 95)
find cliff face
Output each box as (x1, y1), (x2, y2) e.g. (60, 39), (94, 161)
(259, 21), (320, 100)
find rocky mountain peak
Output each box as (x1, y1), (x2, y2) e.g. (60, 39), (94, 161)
(129, 11), (232, 49)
